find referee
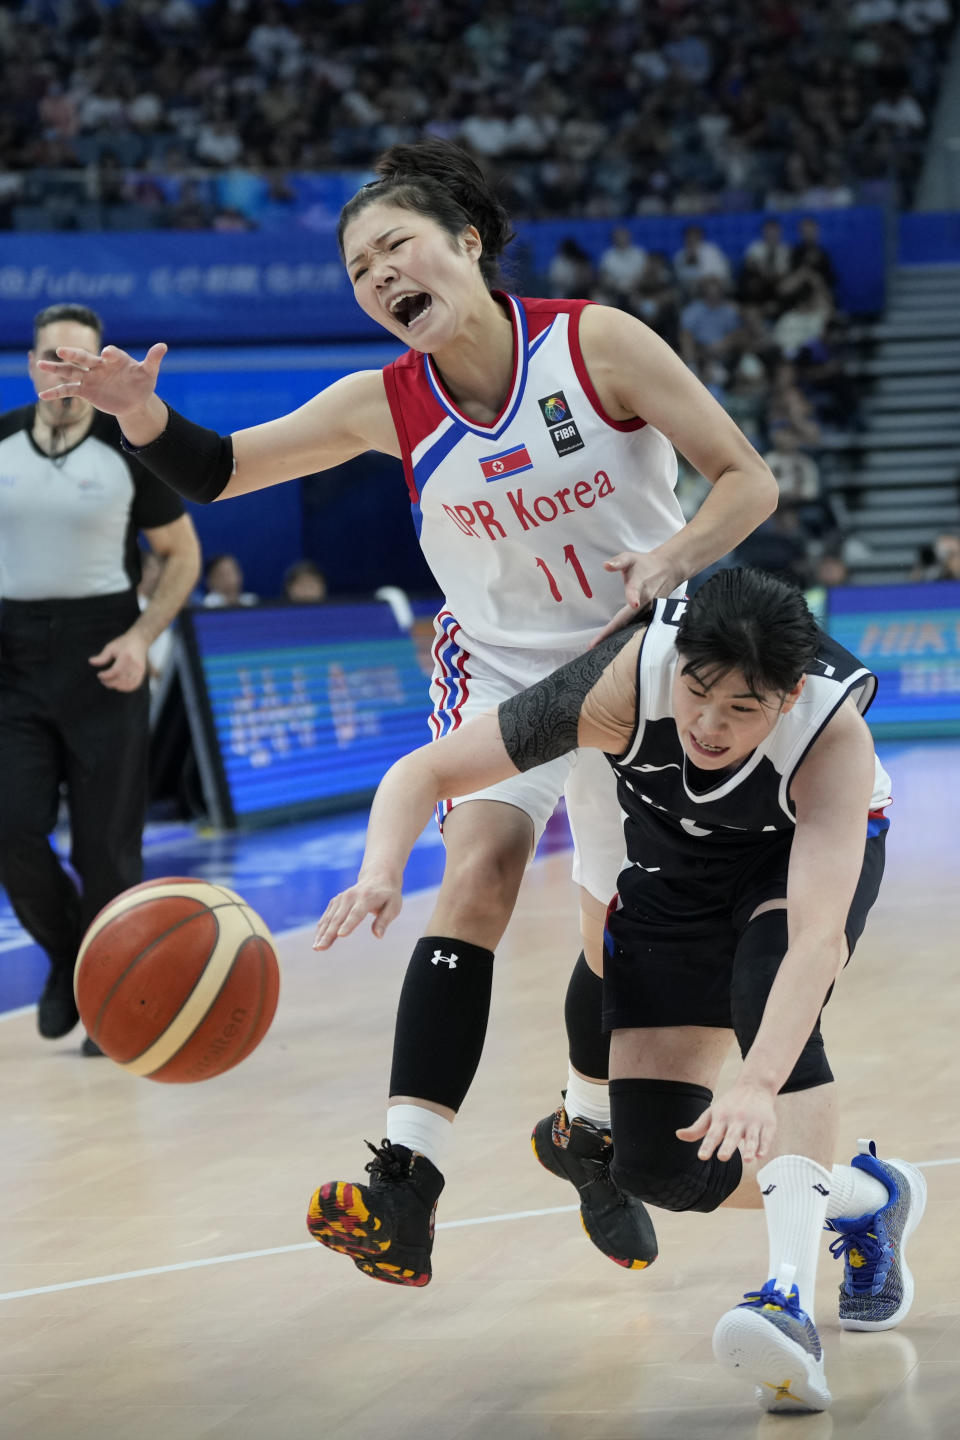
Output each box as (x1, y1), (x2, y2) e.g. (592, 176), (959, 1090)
(0, 304), (201, 1053)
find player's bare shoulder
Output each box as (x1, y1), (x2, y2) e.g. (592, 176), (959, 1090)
(791, 694), (875, 817)
(577, 302), (662, 423)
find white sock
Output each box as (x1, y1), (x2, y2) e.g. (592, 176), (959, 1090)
(827, 1162), (889, 1221)
(385, 1104), (453, 1171)
(757, 1154), (833, 1325)
(565, 1064), (611, 1128)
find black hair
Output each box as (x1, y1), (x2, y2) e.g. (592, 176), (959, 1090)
(204, 553), (239, 580)
(33, 304), (103, 348)
(676, 567), (820, 699)
(337, 138), (514, 289)
(284, 558), (325, 586)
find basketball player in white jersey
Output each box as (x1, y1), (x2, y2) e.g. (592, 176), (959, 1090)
(314, 568), (926, 1415)
(38, 140), (778, 1280)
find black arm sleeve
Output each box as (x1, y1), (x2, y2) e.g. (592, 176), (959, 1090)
(497, 621), (641, 772)
(120, 406), (235, 504)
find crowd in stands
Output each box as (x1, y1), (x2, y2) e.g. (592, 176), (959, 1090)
(197, 552), (329, 609)
(548, 214), (865, 589)
(911, 530), (960, 582)
(137, 549), (327, 689)
(0, 0), (955, 231)
(4, 0), (955, 594)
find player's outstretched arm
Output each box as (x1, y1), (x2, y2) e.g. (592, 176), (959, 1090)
(313, 626), (642, 950)
(313, 709), (517, 950)
(40, 345), (398, 503)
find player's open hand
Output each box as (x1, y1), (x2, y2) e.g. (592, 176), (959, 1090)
(591, 550), (684, 645)
(37, 342), (168, 418)
(313, 873), (402, 950)
(676, 1079), (778, 1166)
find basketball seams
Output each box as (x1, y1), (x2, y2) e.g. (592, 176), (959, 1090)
(209, 936), (271, 1078)
(118, 905), (254, 1076)
(76, 883), (232, 974)
(233, 939), (267, 1066)
(151, 933), (278, 1082)
(235, 937), (280, 1068)
(74, 877), (279, 1082)
(83, 908), (216, 1047)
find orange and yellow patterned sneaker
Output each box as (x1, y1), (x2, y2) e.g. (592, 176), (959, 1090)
(307, 1139), (444, 1287)
(531, 1100), (657, 1270)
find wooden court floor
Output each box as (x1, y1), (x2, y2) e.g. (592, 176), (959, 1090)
(2, 741), (958, 1439)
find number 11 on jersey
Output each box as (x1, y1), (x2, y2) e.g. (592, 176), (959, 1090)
(535, 544), (594, 603)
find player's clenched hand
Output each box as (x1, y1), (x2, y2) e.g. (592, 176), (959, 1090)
(37, 342), (168, 418)
(591, 550), (684, 645)
(676, 1079), (778, 1166)
(313, 873), (402, 950)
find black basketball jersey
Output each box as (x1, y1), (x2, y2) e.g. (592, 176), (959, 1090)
(608, 597), (891, 880)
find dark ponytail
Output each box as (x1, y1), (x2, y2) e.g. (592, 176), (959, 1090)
(338, 138), (514, 288)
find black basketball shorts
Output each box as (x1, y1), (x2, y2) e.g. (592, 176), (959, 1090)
(601, 828), (886, 1033)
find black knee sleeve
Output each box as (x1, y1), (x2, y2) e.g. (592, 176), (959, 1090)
(608, 1077), (743, 1213)
(389, 936), (494, 1111)
(564, 951), (610, 1080)
(731, 909), (834, 1094)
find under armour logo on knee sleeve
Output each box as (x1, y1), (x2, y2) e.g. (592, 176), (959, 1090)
(430, 950), (458, 968)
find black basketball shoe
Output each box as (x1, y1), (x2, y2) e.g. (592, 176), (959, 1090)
(36, 959), (79, 1039)
(532, 1100), (658, 1270)
(307, 1140), (444, 1287)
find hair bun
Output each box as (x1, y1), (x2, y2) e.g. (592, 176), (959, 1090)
(374, 139), (514, 263)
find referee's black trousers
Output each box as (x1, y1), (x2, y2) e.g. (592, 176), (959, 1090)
(0, 592), (149, 970)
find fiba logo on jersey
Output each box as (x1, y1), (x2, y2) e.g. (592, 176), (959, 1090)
(537, 390), (585, 458)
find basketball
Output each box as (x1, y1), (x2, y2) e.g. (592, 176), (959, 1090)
(74, 877), (280, 1083)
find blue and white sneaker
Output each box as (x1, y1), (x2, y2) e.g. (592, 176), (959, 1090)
(827, 1139), (927, 1332)
(713, 1273), (831, 1413)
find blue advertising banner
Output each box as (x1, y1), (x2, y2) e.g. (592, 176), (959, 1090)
(0, 230), (381, 347)
(180, 601), (432, 825)
(827, 582), (960, 738)
(0, 203), (887, 347)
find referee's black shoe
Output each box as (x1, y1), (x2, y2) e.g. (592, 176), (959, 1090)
(532, 1100), (658, 1270)
(37, 959), (79, 1039)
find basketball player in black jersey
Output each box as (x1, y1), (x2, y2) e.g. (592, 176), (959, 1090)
(313, 568), (926, 1416)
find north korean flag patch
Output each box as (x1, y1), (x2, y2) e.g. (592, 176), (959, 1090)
(479, 443), (534, 481)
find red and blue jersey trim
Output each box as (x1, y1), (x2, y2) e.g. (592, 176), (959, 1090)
(428, 609), (471, 830)
(428, 610), (471, 741)
(424, 294), (530, 440)
(867, 808), (890, 838)
(382, 295), (631, 514)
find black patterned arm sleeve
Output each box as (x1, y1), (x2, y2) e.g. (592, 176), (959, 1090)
(497, 625), (637, 772)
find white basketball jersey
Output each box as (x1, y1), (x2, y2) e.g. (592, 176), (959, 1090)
(383, 295), (685, 671)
